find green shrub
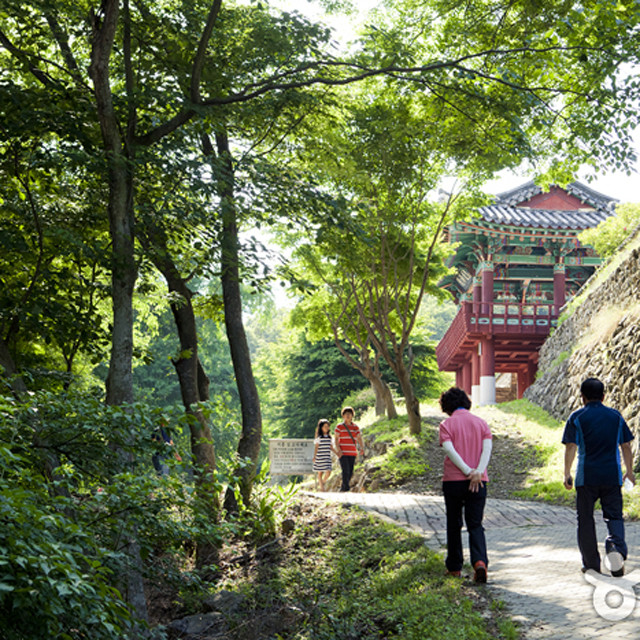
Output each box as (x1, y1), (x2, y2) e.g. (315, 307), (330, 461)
(374, 442), (428, 484)
(229, 459), (300, 543)
(0, 391), (230, 638)
(341, 386), (377, 417)
(579, 203), (640, 258)
(0, 445), (132, 639)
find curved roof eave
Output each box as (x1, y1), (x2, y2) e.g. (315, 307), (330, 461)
(494, 180), (618, 212)
(477, 205), (611, 230)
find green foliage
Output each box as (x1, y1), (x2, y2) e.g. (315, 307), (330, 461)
(132, 301), (243, 461)
(419, 298), (458, 342)
(578, 203), (640, 258)
(341, 386), (378, 417)
(0, 391), (231, 638)
(495, 399), (563, 431)
(257, 333), (369, 438)
(0, 134), (111, 388)
(373, 441), (429, 484)
(409, 337), (454, 400)
(224, 509), (518, 639)
(0, 450), (132, 639)
(228, 460), (300, 543)
(513, 481), (575, 507)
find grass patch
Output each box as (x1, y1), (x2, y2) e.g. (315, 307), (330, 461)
(363, 413), (436, 487)
(371, 441), (429, 484)
(512, 481), (574, 507)
(365, 415), (411, 442)
(493, 399), (563, 431)
(474, 401), (568, 505)
(623, 491), (640, 520)
(217, 499), (519, 640)
(475, 400), (640, 518)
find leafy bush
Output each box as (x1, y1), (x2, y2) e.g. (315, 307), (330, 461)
(578, 203), (640, 258)
(341, 386), (377, 416)
(0, 441), (131, 638)
(228, 460), (299, 543)
(0, 391), (229, 639)
(374, 442), (428, 484)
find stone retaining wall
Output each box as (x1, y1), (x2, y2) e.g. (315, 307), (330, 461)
(524, 236), (640, 440)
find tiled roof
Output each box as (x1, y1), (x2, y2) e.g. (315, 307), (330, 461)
(494, 180), (618, 212)
(478, 204), (611, 229)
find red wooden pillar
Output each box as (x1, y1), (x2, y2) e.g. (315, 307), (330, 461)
(472, 276), (482, 315)
(517, 369), (528, 399)
(517, 362), (537, 398)
(462, 359), (472, 395)
(480, 262), (494, 315)
(553, 263), (566, 314)
(479, 337), (496, 405)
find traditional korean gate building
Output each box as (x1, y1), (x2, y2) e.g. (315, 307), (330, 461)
(436, 181), (617, 405)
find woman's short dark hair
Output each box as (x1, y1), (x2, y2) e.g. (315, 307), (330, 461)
(581, 377), (605, 401)
(316, 419), (330, 437)
(439, 387), (471, 415)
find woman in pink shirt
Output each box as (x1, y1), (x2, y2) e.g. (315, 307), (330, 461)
(439, 387), (493, 583)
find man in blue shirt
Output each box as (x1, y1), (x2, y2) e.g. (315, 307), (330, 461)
(563, 378), (635, 576)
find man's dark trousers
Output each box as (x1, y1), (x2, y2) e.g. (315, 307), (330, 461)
(576, 484), (626, 571)
(443, 480), (488, 572)
(339, 455), (356, 492)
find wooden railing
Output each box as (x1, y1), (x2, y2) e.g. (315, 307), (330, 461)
(436, 301), (559, 369)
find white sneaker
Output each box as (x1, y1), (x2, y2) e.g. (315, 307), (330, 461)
(605, 551), (625, 577)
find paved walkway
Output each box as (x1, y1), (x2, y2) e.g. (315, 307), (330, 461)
(314, 492), (640, 639)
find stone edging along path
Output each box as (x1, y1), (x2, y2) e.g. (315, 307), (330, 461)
(310, 492), (640, 640)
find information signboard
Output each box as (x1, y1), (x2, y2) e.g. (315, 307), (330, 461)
(268, 439), (315, 475)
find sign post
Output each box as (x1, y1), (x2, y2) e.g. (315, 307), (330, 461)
(269, 439), (314, 476)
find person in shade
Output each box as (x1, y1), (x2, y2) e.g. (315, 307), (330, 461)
(151, 422), (182, 476)
(334, 407), (364, 492)
(563, 377), (635, 577)
(439, 387), (493, 583)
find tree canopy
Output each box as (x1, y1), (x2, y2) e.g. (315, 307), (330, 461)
(2, 0), (640, 634)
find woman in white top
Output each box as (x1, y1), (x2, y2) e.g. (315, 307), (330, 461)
(312, 419), (338, 491)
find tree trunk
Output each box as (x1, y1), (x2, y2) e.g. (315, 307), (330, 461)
(137, 225), (220, 567)
(214, 131), (262, 513)
(395, 361), (421, 434)
(89, 1), (147, 627)
(330, 330), (398, 420)
(371, 380), (384, 416)
(0, 338), (28, 395)
(370, 375), (397, 419)
(89, 0), (136, 407)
